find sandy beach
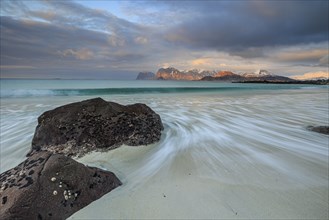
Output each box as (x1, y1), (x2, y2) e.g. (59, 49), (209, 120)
(1, 80), (328, 219)
(70, 143), (328, 219)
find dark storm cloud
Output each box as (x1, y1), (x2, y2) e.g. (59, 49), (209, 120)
(160, 1), (329, 57)
(0, 0), (154, 78)
(1, 16), (107, 63)
(0, 15), (149, 79)
(1, 0), (138, 31)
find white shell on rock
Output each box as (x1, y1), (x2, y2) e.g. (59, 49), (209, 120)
(51, 177), (56, 182)
(53, 190), (58, 195)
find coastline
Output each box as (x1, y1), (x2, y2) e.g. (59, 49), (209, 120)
(2, 0), (328, 218)
(1, 82), (328, 219)
(232, 79), (329, 85)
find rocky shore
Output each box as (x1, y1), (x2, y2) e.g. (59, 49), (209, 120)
(0, 98), (163, 219)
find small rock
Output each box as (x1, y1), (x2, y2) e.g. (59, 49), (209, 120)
(307, 126), (329, 135)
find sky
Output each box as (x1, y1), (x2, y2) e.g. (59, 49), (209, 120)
(0, 0), (328, 79)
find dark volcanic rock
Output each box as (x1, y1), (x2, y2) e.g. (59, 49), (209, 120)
(307, 126), (329, 135)
(30, 98), (164, 157)
(0, 151), (122, 220)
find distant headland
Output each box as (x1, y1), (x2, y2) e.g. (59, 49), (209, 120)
(136, 67), (328, 85)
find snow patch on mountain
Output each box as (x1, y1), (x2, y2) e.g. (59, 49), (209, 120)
(243, 69), (274, 78)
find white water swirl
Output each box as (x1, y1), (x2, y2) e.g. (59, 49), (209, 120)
(1, 85), (328, 218)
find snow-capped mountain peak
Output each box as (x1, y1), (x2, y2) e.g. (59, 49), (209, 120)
(256, 69), (272, 76)
(243, 69), (273, 78)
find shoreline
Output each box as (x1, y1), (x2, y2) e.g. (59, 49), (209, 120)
(232, 79), (329, 85)
(1, 84), (328, 219)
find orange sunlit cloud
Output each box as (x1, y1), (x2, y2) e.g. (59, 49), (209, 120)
(191, 58), (210, 66)
(292, 71), (329, 80)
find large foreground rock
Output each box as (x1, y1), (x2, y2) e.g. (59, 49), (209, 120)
(0, 151), (122, 219)
(31, 98), (163, 157)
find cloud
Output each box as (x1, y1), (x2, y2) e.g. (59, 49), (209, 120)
(229, 47), (266, 59)
(160, 1), (328, 56)
(275, 49), (328, 62)
(319, 55), (329, 66)
(134, 36), (148, 45)
(58, 48), (94, 60)
(30, 11), (57, 21)
(292, 71), (329, 80)
(108, 35), (126, 47)
(1, 0), (146, 43)
(1, 16), (108, 61)
(0, 15), (151, 77)
(191, 58), (209, 66)
(1, 0), (328, 79)
(266, 42), (329, 68)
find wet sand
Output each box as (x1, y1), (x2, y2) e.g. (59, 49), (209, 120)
(70, 144), (328, 219)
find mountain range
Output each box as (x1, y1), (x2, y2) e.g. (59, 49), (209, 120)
(155, 68), (218, 81)
(137, 67), (295, 82)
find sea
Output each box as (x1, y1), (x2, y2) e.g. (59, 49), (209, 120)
(1, 79), (328, 219)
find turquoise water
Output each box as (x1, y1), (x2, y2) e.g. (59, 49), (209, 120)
(1, 79), (328, 218)
(0, 79), (319, 97)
